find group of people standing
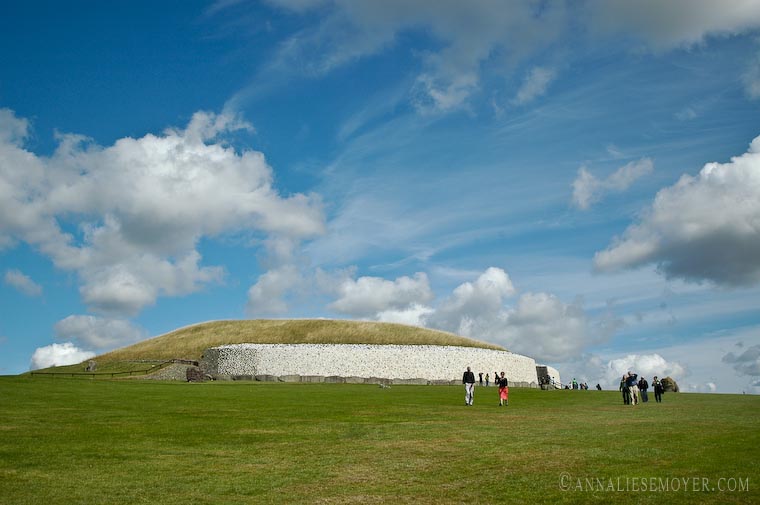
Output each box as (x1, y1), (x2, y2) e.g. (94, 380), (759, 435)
(570, 378), (590, 390)
(620, 372), (664, 405)
(463, 366), (667, 407)
(464, 367), (509, 406)
(477, 371), (496, 387)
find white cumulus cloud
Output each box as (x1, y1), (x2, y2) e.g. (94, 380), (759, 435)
(247, 265), (303, 316)
(376, 304), (434, 327)
(322, 266), (604, 363)
(0, 109), (325, 315)
(594, 135), (760, 286)
(54, 315), (147, 350)
(30, 342), (96, 370)
(426, 268), (598, 362)
(558, 352), (686, 389)
(0, 108), (29, 146)
(496, 293), (593, 362)
(330, 272), (434, 317)
(318, 266), (627, 363)
(425, 267), (516, 335)
(604, 353), (686, 384)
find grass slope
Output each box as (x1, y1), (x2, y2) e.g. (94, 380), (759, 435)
(1, 377), (758, 504)
(27, 360), (172, 377)
(95, 319), (504, 363)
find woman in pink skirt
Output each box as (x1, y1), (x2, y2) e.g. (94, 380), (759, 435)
(498, 372), (509, 406)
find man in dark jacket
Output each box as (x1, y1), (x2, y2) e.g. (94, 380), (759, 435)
(463, 366), (476, 406)
(620, 376), (630, 404)
(653, 376), (664, 403)
(638, 377), (649, 403)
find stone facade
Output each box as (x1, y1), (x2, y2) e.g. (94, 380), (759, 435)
(544, 365), (560, 383)
(141, 363), (196, 381)
(200, 343), (558, 386)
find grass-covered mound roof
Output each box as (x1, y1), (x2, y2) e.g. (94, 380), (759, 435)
(96, 319), (505, 363)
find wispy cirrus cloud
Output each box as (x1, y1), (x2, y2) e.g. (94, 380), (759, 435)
(219, 0), (760, 114)
(743, 47), (760, 100)
(512, 66), (556, 105)
(723, 343), (760, 376)
(225, 0), (567, 113)
(4, 269), (42, 297)
(572, 158), (654, 210)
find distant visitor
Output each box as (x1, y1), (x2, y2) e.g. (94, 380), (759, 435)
(463, 366), (476, 406)
(498, 372), (509, 406)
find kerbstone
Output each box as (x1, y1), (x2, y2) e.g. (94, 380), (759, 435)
(255, 374), (278, 382)
(300, 375), (325, 383)
(392, 378), (429, 385)
(278, 375), (301, 383)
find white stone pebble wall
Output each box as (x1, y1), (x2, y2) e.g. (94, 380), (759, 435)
(201, 343), (549, 384)
(544, 365), (561, 384)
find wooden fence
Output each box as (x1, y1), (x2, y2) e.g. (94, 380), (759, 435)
(29, 359), (198, 379)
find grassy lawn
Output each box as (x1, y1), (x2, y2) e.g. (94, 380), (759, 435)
(0, 377), (757, 504)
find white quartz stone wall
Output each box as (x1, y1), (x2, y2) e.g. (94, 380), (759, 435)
(544, 365), (562, 385)
(201, 344), (541, 383)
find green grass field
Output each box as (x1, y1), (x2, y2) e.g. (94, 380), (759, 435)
(1, 377), (758, 504)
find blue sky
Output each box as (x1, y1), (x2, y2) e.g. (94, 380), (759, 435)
(2, 0), (760, 392)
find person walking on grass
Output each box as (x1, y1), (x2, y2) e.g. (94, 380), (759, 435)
(653, 376), (664, 403)
(626, 372), (639, 405)
(638, 376), (649, 403)
(497, 372), (509, 406)
(463, 366), (476, 406)
(620, 375), (630, 405)
(485, 373), (490, 387)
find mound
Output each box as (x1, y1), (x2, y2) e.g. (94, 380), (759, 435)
(95, 319), (505, 363)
